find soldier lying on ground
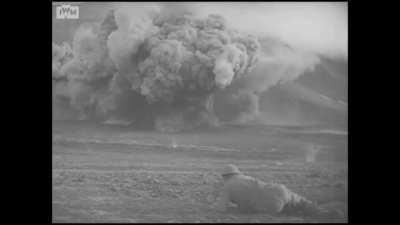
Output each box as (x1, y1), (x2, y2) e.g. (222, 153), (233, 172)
(212, 164), (344, 219)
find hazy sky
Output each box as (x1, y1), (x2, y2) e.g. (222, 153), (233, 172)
(172, 2), (348, 58)
(53, 2), (348, 59)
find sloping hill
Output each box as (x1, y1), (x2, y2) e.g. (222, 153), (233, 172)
(296, 56), (348, 102)
(257, 58), (347, 128)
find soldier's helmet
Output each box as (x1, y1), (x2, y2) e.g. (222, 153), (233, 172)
(221, 164), (242, 176)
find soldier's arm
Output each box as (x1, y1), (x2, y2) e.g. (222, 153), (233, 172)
(212, 188), (230, 211)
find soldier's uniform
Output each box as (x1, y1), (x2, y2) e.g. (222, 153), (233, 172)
(213, 164), (340, 217)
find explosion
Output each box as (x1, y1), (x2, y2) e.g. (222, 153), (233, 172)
(53, 5), (320, 132)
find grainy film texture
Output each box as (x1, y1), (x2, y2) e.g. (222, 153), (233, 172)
(52, 2), (348, 223)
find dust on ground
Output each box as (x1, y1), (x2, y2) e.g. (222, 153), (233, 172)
(52, 121), (347, 223)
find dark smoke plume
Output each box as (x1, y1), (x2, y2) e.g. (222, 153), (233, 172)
(53, 6), (320, 132)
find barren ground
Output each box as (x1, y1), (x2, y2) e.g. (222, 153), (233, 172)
(52, 121), (347, 223)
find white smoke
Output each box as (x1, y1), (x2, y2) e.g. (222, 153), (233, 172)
(305, 144), (321, 163)
(182, 2), (347, 59)
(52, 2), (347, 131)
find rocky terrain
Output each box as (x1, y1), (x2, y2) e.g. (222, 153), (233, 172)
(52, 121), (347, 223)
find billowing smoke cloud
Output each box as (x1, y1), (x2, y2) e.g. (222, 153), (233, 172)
(53, 2), (346, 131)
(212, 36), (320, 123)
(155, 3), (345, 125)
(53, 9), (118, 120)
(181, 2), (347, 59)
(53, 5), (259, 131)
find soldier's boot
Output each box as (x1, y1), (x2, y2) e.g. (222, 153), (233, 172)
(280, 198), (338, 218)
(300, 200), (344, 219)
